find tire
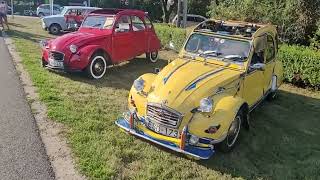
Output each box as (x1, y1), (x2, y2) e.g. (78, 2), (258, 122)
(217, 110), (243, 153)
(146, 51), (159, 63)
(38, 13), (45, 18)
(85, 54), (107, 79)
(49, 24), (61, 35)
(41, 58), (48, 68)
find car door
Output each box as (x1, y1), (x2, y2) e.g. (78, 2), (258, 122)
(242, 36), (266, 106)
(263, 34), (277, 93)
(112, 15), (134, 62)
(131, 15), (147, 56)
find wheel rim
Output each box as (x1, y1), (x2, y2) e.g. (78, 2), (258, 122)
(90, 56), (106, 79)
(150, 51), (158, 62)
(226, 116), (241, 147)
(51, 26), (59, 34)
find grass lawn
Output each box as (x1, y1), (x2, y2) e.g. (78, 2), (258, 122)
(5, 16), (320, 180)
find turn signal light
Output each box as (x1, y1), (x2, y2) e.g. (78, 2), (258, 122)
(205, 125), (221, 134)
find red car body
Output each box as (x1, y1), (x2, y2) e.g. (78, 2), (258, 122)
(41, 9), (161, 79)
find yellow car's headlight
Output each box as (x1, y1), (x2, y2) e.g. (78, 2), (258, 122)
(198, 98), (213, 113)
(133, 77), (145, 92)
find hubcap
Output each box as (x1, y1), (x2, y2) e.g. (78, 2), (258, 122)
(90, 56), (106, 79)
(226, 116), (241, 147)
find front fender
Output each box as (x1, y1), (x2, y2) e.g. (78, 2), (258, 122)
(188, 96), (246, 140)
(129, 73), (157, 115)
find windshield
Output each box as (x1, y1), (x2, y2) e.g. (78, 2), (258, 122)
(185, 33), (251, 62)
(60, 7), (67, 15)
(82, 16), (115, 29)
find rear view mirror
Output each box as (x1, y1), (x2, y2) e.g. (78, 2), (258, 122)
(250, 63), (266, 71)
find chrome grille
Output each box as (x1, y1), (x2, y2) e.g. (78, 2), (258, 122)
(49, 51), (64, 61)
(146, 103), (182, 128)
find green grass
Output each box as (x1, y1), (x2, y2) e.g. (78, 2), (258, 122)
(5, 17), (320, 180)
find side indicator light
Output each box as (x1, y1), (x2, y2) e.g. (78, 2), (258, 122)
(180, 126), (188, 150)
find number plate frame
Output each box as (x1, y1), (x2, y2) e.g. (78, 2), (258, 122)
(145, 118), (179, 138)
(48, 58), (64, 68)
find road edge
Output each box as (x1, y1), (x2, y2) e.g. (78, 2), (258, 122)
(2, 32), (86, 180)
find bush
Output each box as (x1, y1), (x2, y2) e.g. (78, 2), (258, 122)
(278, 45), (320, 88)
(154, 24), (187, 51)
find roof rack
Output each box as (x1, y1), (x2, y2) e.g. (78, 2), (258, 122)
(194, 19), (268, 39)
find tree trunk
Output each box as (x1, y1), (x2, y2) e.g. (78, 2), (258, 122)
(160, 0), (176, 23)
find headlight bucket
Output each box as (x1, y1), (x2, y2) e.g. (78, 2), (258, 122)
(69, 44), (78, 54)
(39, 40), (48, 49)
(133, 77), (145, 92)
(198, 98), (213, 113)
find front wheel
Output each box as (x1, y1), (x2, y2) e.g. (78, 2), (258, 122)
(49, 24), (61, 35)
(85, 54), (107, 79)
(146, 51), (159, 63)
(217, 111), (243, 153)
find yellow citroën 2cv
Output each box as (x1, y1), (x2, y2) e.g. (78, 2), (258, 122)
(116, 19), (283, 159)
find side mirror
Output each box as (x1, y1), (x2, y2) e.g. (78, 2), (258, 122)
(250, 63), (266, 71)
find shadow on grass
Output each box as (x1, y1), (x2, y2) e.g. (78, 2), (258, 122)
(8, 22), (27, 28)
(195, 90), (320, 179)
(52, 57), (170, 90)
(7, 29), (50, 43)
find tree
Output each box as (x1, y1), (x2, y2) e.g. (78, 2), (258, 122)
(160, 0), (177, 23)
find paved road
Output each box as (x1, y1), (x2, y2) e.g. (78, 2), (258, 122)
(0, 36), (55, 179)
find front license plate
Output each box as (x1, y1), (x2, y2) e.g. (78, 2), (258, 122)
(49, 58), (63, 68)
(146, 119), (179, 138)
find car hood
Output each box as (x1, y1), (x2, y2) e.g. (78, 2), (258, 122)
(48, 31), (110, 52)
(42, 14), (64, 20)
(146, 58), (242, 113)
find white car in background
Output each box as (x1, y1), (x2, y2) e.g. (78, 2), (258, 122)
(172, 14), (207, 27)
(36, 4), (62, 17)
(41, 6), (99, 35)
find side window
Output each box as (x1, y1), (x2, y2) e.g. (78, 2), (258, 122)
(265, 35), (275, 62)
(115, 15), (131, 33)
(131, 16), (146, 31)
(144, 16), (153, 29)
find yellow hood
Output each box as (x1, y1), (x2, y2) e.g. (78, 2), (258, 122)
(147, 58), (242, 114)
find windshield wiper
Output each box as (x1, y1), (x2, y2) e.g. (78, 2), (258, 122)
(199, 50), (220, 58)
(222, 55), (247, 62)
(92, 23), (102, 28)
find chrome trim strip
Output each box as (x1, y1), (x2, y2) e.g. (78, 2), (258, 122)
(115, 121), (207, 159)
(185, 67), (225, 91)
(163, 60), (190, 84)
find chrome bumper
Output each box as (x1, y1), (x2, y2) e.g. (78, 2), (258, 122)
(115, 116), (215, 160)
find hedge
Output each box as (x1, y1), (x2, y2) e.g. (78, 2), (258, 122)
(278, 45), (320, 88)
(154, 24), (187, 51)
(153, 25), (320, 88)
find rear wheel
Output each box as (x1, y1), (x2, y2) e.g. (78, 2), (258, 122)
(49, 24), (61, 35)
(267, 75), (278, 101)
(85, 54), (107, 79)
(217, 110), (243, 153)
(146, 51), (159, 63)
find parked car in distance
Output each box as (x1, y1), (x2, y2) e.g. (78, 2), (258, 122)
(172, 14), (207, 27)
(36, 4), (61, 17)
(116, 20), (283, 159)
(40, 9), (161, 79)
(41, 6), (99, 35)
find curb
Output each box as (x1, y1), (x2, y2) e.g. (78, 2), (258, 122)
(2, 31), (86, 180)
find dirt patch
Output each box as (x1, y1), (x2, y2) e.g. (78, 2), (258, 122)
(3, 32), (85, 180)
